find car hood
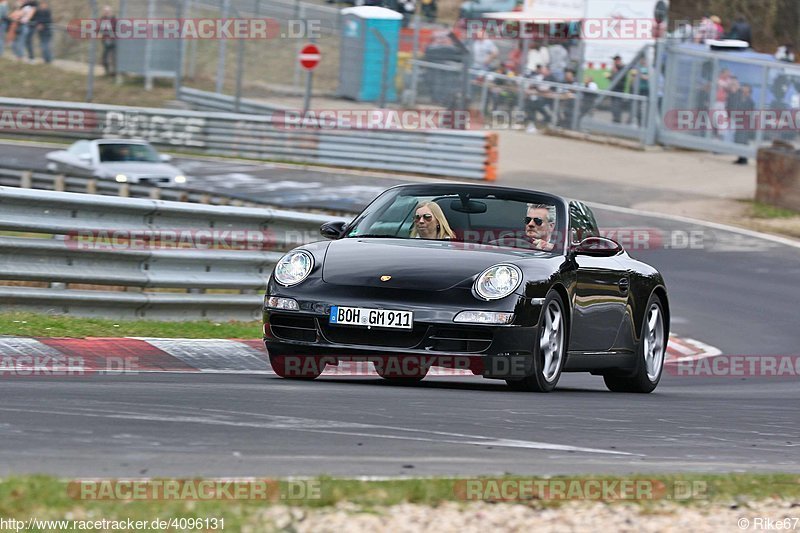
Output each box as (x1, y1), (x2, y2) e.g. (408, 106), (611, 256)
(96, 162), (181, 177)
(321, 238), (555, 291)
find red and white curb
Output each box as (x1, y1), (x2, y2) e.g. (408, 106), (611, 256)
(0, 335), (720, 376)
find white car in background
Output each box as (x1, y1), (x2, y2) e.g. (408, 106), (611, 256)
(46, 139), (188, 187)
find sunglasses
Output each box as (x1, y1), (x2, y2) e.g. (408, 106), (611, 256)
(414, 213), (434, 221)
(524, 216), (545, 226)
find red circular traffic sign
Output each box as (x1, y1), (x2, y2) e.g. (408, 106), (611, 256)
(299, 44), (321, 70)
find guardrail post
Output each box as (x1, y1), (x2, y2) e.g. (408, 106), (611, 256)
(86, 179), (97, 194)
(149, 187), (161, 200)
(199, 193), (211, 204)
(20, 171), (32, 188)
(54, 174), (66, 192)
(119, 184), (130, 197)
(484, 133), (498, 181)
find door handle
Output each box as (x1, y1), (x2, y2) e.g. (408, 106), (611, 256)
(618, 277), (629, 292)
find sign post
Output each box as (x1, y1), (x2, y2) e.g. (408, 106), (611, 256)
(300, 43), (321, 114)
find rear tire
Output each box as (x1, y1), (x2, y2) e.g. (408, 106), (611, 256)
(604, 294), (666, 393)
(505, 290), (567, 392)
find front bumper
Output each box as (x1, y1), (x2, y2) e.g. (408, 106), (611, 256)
(263, 310), (539, 378)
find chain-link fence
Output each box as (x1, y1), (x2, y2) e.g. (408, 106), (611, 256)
(659, 42), (800, 157)
(29, 4), (800, 158)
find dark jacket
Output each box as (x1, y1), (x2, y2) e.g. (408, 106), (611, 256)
(726, 89), (755, 144)
(32, 6), (50, 35)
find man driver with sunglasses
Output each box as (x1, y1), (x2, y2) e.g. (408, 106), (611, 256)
(524, 204), (555, 251)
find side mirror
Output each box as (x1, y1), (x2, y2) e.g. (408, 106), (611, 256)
(320, 221), (347, 239)
(575, 236), (623, 257)
(160, 154), (172, 162)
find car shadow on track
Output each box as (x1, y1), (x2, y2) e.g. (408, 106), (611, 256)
(263, 375), (634, 395)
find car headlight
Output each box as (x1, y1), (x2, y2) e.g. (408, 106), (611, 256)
(474, 264), (522, 300)
(174, 175), (186, 184)
(115, 174), (128, 183)
(274, 250), (314, 287)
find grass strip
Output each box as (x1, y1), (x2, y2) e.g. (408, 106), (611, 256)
(0, 312), (261, 339)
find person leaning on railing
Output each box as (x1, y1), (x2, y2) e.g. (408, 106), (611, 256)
(523, 65), (557, 133)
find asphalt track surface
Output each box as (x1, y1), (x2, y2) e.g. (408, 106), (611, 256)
(0, 141), (799, 477)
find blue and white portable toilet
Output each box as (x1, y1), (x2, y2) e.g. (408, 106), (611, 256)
(338, 6), (402, 102)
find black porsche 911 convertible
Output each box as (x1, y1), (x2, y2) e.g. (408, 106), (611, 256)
(263, 183), (669, 393)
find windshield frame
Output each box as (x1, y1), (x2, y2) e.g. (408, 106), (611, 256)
(344, 184), (569, 256)
(98, 142), (161, 163)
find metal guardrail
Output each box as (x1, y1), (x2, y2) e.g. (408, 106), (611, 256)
(0, 186), (340, 321)
(0, 164), (257, 207)
(0, 97), (497, 180)
(177, 87), (289, 115)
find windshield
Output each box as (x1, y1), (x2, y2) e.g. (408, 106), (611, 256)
(345, 185), (566, 255)
(98, 143), (161, 163)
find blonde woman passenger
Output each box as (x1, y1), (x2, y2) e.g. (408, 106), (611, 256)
(409, 202), (456, 240)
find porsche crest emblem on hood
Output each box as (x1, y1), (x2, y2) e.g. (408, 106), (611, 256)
(380, 275), (392, 282)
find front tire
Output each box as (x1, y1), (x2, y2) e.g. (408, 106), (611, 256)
(375, 356), (428, 384)
(269, 353), (329, 380)
(604, 294), (666, 393)
(506, 290), (567, 392)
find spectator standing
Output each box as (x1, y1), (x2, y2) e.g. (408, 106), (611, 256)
(775, 44), (795, 63)
(559, 69), (579, 126)
(420, 0), (435, 23)
(629, 55), (650, 125)
(709, 15), (724, 40)
(673, 22), (693, 42)
(32, 0), (49, 62)
(470, 30), (498, 71)
(727, 82), (755, 164)
(547, 43), (568, 81)
(694, 15), (716, 43)
(525, 44), (549, 76)
(0, 0), (9, 57)
(713, 68), (733, 139)
(607, 54), (626, 123)
(726, 13), (752, 46)
(581, 75), (598, 117)
(100, 6), (117, 75)
(22, 0), (36, 60)
(10, 0), (35, 61)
